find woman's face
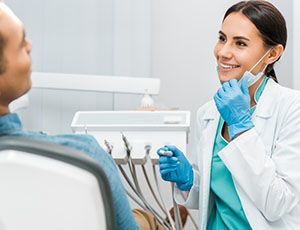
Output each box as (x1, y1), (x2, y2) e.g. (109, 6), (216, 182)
(214, 12), (269, 83)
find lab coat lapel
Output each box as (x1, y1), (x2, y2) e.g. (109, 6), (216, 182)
(252, 79), (279, 134)
(201, 103), (219, 164)
(200, 102), (219, 225)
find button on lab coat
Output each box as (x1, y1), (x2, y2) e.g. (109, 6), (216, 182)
(176, 79), (300, 229)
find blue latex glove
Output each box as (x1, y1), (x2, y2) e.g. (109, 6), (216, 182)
(214, 75), (254, 140)
(157, 145), (193, 191)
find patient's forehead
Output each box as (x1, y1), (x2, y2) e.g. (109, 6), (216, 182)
(0, 2), (24, 43)
(0, 2), (22, 26)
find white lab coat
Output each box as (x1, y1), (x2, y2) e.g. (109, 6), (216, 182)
(175, 79), (300, 229)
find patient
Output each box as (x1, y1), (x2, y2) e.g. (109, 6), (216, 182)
(0, 2), (171, 230)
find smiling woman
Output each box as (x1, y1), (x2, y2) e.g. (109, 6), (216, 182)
(215, 1), (286, 85)
(156, 1), (300, 229)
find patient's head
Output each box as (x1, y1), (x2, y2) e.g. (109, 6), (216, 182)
(0, 2), (32, 115)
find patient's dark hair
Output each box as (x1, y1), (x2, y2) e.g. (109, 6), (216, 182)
(0, 32), (7, 74)
(223, 0), (287, 83)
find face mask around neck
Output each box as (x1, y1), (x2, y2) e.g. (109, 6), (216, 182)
(238, 49), (272, 87)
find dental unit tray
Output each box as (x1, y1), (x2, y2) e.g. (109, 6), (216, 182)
(71, 111), (190, 132)
(71, 111), (190, 165)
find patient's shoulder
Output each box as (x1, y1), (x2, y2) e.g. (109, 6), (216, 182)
(52, 133), (101, 151)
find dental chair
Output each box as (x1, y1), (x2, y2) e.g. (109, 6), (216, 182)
(0, 137), (116, 230)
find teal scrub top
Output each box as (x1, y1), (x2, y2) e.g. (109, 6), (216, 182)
(207, 77), (269, 230)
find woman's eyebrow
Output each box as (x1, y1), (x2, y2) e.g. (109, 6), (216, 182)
(219, 30), (250, 41)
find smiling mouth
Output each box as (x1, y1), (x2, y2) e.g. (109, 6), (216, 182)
(219, 63), (240, 70)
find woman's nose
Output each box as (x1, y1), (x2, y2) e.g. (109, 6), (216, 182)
(217, 44), (233, 60)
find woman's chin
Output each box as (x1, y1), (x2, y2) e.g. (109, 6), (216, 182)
(219, 75), (242, 83)
(219, 76), (232, 83)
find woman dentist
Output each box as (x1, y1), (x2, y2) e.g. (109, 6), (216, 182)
(157, 1), (300, 229)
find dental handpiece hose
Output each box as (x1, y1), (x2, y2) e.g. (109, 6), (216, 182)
(158, 149), (183, 230)
(157, 146), (194, 230)
(121, 134), (171, 229)
(172, 183), (182, 230)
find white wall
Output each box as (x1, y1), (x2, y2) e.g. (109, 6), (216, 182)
(112, 0), (152, 110)
(293, 0), (300, 90)
(271, 0), (294, 88)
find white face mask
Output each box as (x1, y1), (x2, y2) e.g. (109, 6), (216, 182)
(238, 49), (272, 87)
(217, 49), (271, 86)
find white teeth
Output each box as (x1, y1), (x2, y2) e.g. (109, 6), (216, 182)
(220, 63), (239, 69)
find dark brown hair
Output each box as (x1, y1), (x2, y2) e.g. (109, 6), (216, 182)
(223, 0), (287, 83)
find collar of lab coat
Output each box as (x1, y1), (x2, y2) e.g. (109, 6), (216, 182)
(202, 78), (279, 121)
(253, 78), (279, 119)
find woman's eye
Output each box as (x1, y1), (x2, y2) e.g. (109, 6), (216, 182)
(236, 40), (247, 47)
(218, 35), (226, 43)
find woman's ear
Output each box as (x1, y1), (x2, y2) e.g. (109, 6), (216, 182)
(267, 44), (284, 64)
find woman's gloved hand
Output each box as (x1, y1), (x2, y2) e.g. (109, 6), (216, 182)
(157, 145), (193, 191)
(214, 75), (254, 140)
